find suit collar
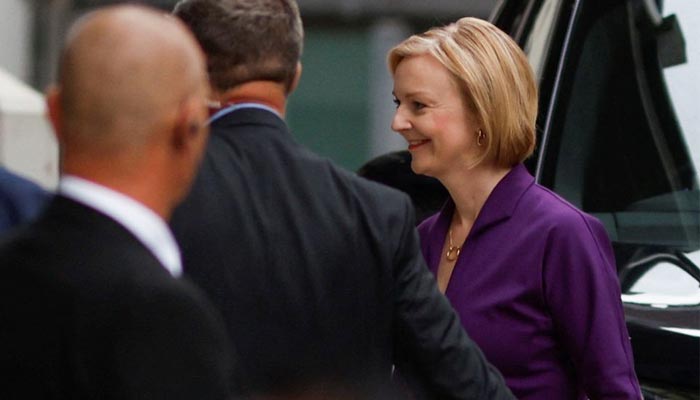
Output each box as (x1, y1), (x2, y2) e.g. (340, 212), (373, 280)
(57, 177), (182, 277)
(210, 104), (287, 129)
(209, 102), (282, 124)
(208, 106), (294, 149)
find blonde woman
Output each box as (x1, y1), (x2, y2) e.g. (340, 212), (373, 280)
(389, 17), (642, 399)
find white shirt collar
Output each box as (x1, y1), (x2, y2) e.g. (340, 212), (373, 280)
(58, 175), (182, 277)
(208, 102), (281, 124)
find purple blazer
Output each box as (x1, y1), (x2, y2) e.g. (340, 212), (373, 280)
(418, 164), (641, 399)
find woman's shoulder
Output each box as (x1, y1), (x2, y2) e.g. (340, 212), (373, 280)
(525, 185), (617, 281)
(523, 183), (607, 237)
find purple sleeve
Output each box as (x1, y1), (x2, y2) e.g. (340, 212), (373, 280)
(543, 213), (642, 399)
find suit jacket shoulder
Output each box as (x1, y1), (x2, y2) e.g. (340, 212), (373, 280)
(0, 196), (232, 400)
(171, 108), (513, 399)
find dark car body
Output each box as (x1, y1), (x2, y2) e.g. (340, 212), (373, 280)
(496, 0), (699, 397)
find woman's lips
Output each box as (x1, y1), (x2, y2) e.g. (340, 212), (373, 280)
(408, 139), (430, 151)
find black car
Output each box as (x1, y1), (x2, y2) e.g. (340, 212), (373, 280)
(493, 0), (699, 397)
(360, 0), (699, 398)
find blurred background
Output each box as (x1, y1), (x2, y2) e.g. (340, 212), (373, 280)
(0, 0), (494, 188)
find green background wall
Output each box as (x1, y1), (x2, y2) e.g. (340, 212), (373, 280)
(287, 28), (370, 171)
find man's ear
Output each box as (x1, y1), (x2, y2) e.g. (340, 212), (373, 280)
(46, 85), (64, 142)
(172, 96), (206, 152)
(288, 62), (302, 94)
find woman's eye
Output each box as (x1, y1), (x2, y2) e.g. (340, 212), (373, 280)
(413, 101), (426, 110)
(392, 97), (400, 108)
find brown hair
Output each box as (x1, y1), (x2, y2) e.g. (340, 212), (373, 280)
(174, 0), (303, 93)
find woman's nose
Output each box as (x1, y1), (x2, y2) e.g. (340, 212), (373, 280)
(391, 108), (411, 133)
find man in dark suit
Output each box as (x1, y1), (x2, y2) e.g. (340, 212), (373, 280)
(171, 1), (512, 399)
(0, 5), (232, 399)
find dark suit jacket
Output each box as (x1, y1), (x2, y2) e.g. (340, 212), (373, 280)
(0, 196), (233, 400)
(171, 108), (512, 399)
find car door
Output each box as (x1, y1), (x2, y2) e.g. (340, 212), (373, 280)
(492, 0), (700, 398)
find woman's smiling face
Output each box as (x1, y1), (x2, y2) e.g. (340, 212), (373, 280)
(391, 53), (480, 179)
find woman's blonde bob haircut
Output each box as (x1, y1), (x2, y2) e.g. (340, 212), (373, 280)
(388, 17), (537, 168)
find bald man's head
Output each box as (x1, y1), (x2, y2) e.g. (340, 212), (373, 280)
(53, 5), (209, 153)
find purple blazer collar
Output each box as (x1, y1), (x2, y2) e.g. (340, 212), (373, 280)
(435, 163), (535, 237)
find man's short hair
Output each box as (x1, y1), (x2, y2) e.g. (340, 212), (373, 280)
(174, 0), (303, 93)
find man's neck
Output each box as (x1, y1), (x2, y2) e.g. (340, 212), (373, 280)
(213, 81), (288, 118)
(61, 156), (173, 220)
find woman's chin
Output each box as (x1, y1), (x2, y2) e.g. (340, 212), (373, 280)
(410, 160), (432, 177)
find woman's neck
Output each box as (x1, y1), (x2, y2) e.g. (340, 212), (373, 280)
(442, 163), (511, 229)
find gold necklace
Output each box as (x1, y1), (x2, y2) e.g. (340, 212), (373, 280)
(445, 228), (461, 262)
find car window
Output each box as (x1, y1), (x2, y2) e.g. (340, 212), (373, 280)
(539, 0), (699, 254)
(662, 1), (700, 172)
(525, 0), (700, 318)
(515, 0), (700, 391)
(523, 0), (564, 80)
